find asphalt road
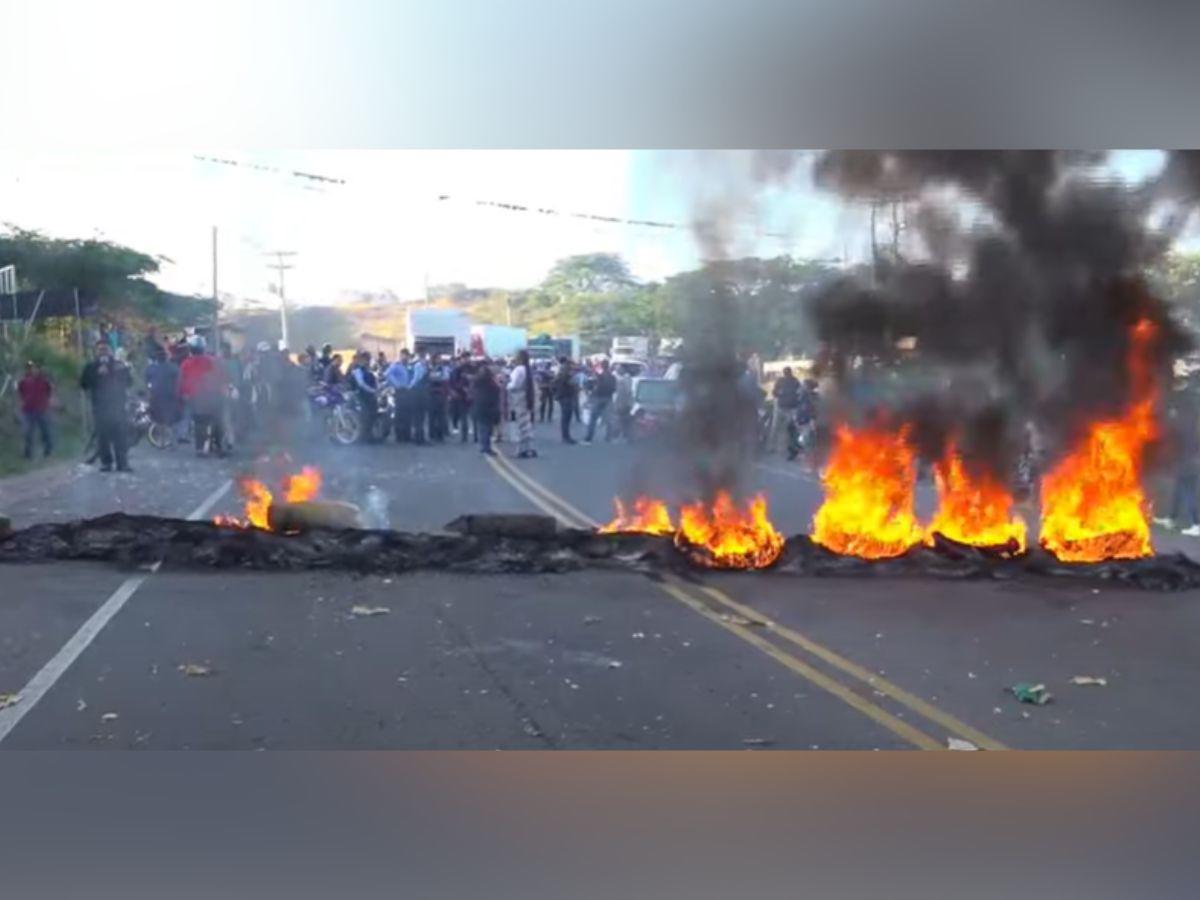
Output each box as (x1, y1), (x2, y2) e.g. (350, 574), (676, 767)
(2, 420), (1199, 749)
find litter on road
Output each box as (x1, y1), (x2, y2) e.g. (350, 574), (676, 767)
(178, 663), (215, 677)
(947, 737), (980, 750)
(1009, 682), (1053, 705)
(350, 605), (391, 618)
(1069, 676), (1108, 687)
(0, 693), (21, 710)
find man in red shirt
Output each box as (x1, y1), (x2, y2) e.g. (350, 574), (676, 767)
(179, 335), (227, 457)
(17, 360), (54, 460)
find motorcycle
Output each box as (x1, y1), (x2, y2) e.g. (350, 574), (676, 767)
(128, 395), (151, 448)
(370, 383), (394, 443)
(308, 384), (361, 445)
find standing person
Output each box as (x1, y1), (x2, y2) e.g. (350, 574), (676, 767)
(350, 349), (380, 443)
(771, 366), (801, 454)
(536, 362), (555, 423)
(507, 350), (537, 459)
(495, 360), (510, 444)
(17, 360), (54, 460)
(385, 350), (413, 443)
(142, 328), (164, 363)
(179, 336), (227, 457)
(219, 342), (241, 452)
(80, 339), (133, 472)
(409, 352), (429, 445)
(427, 355), (450, 442)
(144, 348), (182, 438)
(584, 358), (617, 444)
(448, 352), (474, 442)
(471, 361), (501, 457)
(614, 368), (634, 442)
(553, 357), (578, 444)
(278, 350), (310, 446)
(1157, 382), (1200, 535)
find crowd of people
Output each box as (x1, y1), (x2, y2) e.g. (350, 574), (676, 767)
(300, 342), (640, 457)
(54, 331), (656, 470)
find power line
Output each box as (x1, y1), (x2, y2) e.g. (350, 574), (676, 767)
(193, 155), (346, 185)
(191, 154), (795, 239)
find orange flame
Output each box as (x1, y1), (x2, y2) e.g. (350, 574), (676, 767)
(283, 466), (322, 503)
(1039, 319), (1159, 562)
(599, 497), (676, 535)
(214, 466), (322, 531)
(927, 442), (1027, 553)
(675, 491), (784, 569)
(811, 423), (923, 559)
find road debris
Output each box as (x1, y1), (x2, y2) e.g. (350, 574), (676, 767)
(0, 693), (21, 710)
(350, 605), (391, 618)
(76, 699), (87, 713)
(608, 660), (623, 669)
(178, 663), (215, 677)
(947, 738), (980, 751)
(582, 615), (603, 625)
(742, 738), (774, 747)
(101, 712), (119, 722)
(1009, 682), (1053, 705)
(1079, 619), (1095, 625)
(1069, 675), (1108, 687)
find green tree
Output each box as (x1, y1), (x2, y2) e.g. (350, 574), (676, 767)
(541, 253), (636, 295)
(1151, 251), (1200, 334)
(0, 227), (211, 327)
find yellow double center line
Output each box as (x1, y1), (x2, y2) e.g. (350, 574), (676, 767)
(485, 453), (1008, 751)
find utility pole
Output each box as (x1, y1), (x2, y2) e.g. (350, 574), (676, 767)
(265, 251), (297, 350)
(211, 226), (220, 351)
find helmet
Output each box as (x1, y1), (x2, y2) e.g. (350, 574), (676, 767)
(187, 335), (206, 351)
(256, 341), (272, 353)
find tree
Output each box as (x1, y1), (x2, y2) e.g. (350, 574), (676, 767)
(1151, 251), (1200, 334)
(541, 253), (637, 295)
(0, 227), (160, 293)
(0, 227), (211, 328)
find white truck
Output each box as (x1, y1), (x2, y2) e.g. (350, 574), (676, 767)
(611, 335), (650, 360)
(469, 324), (528, 359)
(406, 308), (471, 357)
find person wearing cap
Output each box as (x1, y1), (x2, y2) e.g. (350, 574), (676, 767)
(80, 339), (133, 472)
(17, 360), (54, 460)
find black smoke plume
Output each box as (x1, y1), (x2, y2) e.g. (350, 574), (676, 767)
(674, 152), (805, 501)
(810, 150), (1196, 474)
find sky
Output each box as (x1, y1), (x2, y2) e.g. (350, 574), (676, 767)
(0, 149), (1176, 310)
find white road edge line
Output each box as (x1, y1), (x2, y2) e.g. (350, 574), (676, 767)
(0, 478), (233, 744)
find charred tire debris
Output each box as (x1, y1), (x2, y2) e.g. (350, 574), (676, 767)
(1, 512), (1199, 591)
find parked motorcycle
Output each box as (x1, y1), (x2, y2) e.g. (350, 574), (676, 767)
(308, 384), (362, 445)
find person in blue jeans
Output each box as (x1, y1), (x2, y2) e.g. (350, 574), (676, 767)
(585, 359), (617, 444)
(18, 361), (54, 459)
